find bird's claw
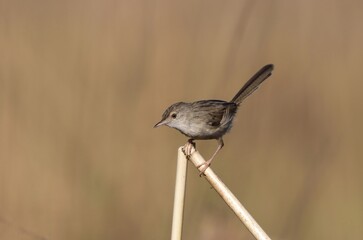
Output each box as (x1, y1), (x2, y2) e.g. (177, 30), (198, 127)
(183, 140), (195, 158)
(197, 162), (210, 177)
(182, 140), (210, 177)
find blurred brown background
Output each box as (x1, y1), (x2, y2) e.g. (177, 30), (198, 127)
(1, 0), (363, 239)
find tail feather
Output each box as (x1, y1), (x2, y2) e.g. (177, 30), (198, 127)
(230, 64), (274, 104)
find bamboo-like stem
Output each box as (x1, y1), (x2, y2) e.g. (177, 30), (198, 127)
(184, 145), (271, 240)
(171, 148), (188, 240)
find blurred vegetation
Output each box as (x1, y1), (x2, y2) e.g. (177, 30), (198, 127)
(1, 0), (363, 239)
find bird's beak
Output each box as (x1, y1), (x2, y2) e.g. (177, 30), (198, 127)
(154, 119), (166, 128)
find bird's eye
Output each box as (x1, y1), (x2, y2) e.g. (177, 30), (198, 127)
(171, 113), (177, 119)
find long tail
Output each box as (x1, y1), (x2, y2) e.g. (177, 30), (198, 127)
(230, 64), (274, 104)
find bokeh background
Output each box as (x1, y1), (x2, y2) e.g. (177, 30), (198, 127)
(1, 0), (363, 239)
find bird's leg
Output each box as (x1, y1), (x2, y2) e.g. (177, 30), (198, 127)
(183, 139), (196, 158)
(197, 138), (224, 176)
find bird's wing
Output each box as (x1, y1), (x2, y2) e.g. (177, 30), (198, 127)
(191, 100), (234, 128)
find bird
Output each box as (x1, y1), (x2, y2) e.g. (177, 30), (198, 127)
(154, 64), (274, 174)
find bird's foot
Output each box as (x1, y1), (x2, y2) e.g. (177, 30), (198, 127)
(183, 139), (196, 158)
(197, 161), (211, 177)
